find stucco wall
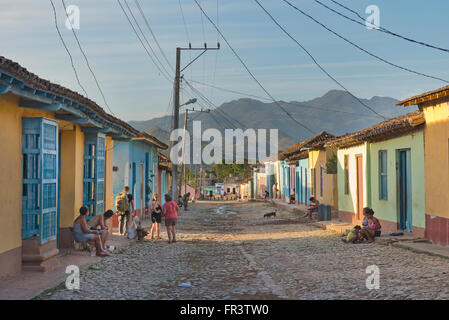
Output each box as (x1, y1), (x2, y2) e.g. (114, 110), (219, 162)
(59, 125), (84, 228)
(421, 100), (449, 219)
(370, 131), (425, 228)
(0, 94), (23, 256)
(309, 149), (338, 209)
(337, 143), (368, 215)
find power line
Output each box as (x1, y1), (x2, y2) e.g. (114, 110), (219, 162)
(178, 0), (191, 44)
(49, 0), (89, 97)
(281, 0), (449, 84)
(316, 0), (449, 54)
(187, 79), (380, 117)
(193, 0), (316, 134)
(117, 0), (173, 84)
(61, 0), (114, 115)
(253, 0), (386, 119)
(134, 0), (174, 72)
(122, 0), (172, 80)
(184, 79), (249, 129)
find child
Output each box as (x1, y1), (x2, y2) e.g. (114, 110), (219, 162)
(342, 225), (362, 243)
(303, 197), (319, 219)
(177, 195), (183, 208)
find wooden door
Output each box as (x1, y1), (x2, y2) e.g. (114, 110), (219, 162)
(398, 149), (412, 232)
(356, 155), (364, 220)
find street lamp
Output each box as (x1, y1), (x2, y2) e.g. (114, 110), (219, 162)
(180, 98), (197, 107)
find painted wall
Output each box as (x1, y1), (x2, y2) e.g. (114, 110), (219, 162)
(421, 100), (449, 219)
(308, 149), (338, 209)
(0, 94), (80, 274)
(370, 131), (425, 231)
(59, 125), (84, 228)
(297, 158), (310, 205)
(112, 140), (157, 212)
(337, 143), (368, 220)
(0, 94), (23, 259)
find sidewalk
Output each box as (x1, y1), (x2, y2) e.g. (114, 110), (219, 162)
(269, 199), (449, 260)
(0, 218), (153, 300)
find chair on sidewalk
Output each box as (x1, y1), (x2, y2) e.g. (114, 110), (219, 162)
(68, 227), (94, 254)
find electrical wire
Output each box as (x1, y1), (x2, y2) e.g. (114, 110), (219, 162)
(117, 0), (172, 82)
(317, 0), (449, 54)
(49, 0), (89, 97)
(253, 0), (386, 119)
(61, 0), (114, 115)
(193, 0), (316, 134)
(280, 0), (449, 83)
(122, 0), (173, 80)
(187, 79), (380, 117)
(134, 0), (174, 72)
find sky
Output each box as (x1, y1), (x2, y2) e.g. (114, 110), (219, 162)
(1, 0), (449, 122)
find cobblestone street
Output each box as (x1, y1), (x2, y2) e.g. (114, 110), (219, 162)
(40, 202), (449, 300)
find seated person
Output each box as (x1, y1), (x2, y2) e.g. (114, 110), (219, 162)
(177, 195), (183, 208)
(87, 209), (114, 249)
(127, 213), (140, 240)
(342, 225), (362, 243)
(73, 206), (109, 257)
(303, 197), (319, 219)
(360, 207), (382, 242)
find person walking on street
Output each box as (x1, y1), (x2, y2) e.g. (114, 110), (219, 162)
(115, 186), (133, 236)
(272, 183), (279, 199)
(162, 193), (179, 244)
(183, 192), (190, 211)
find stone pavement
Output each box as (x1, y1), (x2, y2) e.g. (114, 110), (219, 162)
(0, 228), (142, 300)
(34, 201), (449, 300)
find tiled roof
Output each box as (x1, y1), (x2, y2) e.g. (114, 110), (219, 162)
(0, 56), (165, 148)
(325, 110), (425, 149)
(279, 131), (335, 161)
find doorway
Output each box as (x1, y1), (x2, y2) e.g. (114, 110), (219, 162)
(356, 155), (364, 220)
(397, 149), (412, 232)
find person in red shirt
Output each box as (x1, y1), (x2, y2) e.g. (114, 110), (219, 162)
(162, 193), (180, 244)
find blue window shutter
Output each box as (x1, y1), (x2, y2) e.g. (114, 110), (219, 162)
(83, 132), (105, 217)
(22, 118), (58, 244)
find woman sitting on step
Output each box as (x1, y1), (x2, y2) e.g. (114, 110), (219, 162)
(360, 207), (382, 243)
(73, 206), (109, 257)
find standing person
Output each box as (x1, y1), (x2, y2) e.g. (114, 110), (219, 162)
(183, 192), (190, 211)
(115, 186), (131, 236)
(162, 193), (179, 244)
(150, 194), (162, 240)
(73, 206), (109, 257)
(272, 183), (278, 199)
(87, 209), (114, 248)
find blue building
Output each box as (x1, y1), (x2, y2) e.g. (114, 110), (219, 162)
(112, 133), (167, 221)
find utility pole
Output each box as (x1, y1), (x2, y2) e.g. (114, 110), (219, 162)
(171, 43), (219, 201)
(183, 107), (210, 198)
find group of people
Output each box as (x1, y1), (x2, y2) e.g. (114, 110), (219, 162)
(72, 186), (184, 255)
(343, 207), (382, 244)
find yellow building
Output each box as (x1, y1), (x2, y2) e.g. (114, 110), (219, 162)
(0, 57), (142, 277)
(398, 87), (449, 246)
(307, 146), (338, 210)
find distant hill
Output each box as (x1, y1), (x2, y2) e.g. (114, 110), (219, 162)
(130, 90), (415, 159)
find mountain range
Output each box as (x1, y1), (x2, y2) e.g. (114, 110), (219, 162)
(129, 90), (416, 156)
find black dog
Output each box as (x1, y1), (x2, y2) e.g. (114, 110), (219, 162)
(264, 211), (276, 218)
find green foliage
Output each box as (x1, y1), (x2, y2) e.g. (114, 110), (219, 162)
(326, 153), (337, 174)
(208, 159), (253, 181)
